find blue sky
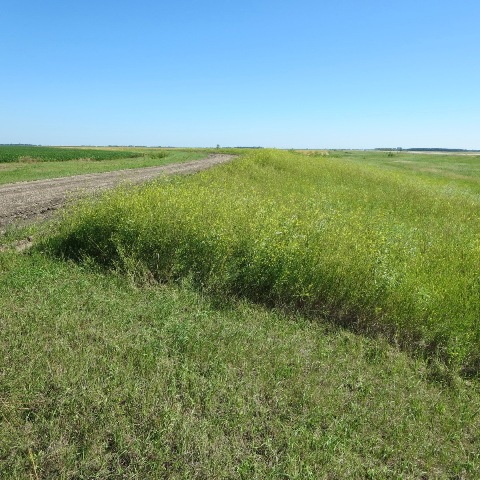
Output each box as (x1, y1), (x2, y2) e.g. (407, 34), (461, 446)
(1, 0), (479, 148)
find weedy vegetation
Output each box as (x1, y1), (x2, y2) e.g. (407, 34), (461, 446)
(48, 150), (480, 374)
(1, 149), (480, 478)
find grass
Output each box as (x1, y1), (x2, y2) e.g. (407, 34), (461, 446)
(46, 149), (480, 373)
(0, 247), (479, 478)
(0, 149), (208, 185)
(2, 149), (480, 477)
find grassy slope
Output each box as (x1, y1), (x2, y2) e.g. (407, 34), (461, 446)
(47, 150), (480, 371)
(0, 150), (207, 185)
(0, 248), (479, 479)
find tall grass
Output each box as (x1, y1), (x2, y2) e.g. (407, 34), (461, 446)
(46, 150), (480, 373)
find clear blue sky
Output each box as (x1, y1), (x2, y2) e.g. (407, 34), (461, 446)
(1, 0), (479, 149)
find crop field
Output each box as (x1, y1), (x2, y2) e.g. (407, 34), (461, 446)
(0, 145), (145, 163)
(1, 149), (480, 478)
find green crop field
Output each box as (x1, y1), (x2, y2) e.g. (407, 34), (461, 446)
(1, 149), (480, 478)
(0, 145), (146, 163)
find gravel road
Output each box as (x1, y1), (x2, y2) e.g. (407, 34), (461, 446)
(0, 154), (234, 229)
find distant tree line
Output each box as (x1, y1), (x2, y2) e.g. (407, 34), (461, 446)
(0, 143), (40, 146)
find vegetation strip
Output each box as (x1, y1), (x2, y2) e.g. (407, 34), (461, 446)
(47, 149), (480, 373)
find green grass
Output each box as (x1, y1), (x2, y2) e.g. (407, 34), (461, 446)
(46, 149), (480, 373)
(0, 247), (479, 478)
(2, 150), (480, 477)
(362, 151), (480, 179)
(0, 150), (208, 185)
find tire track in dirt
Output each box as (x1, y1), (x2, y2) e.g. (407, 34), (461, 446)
(0, 154), (235, 230)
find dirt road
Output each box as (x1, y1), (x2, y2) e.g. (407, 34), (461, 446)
(0, 154), (234, 230)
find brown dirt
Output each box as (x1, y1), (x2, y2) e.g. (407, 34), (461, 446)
(0, 154), (235, 230)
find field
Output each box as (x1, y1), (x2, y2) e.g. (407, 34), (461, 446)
(0, 146), (147, 163)
(0, 146), (209, 185)
(1, 149), (480, 478)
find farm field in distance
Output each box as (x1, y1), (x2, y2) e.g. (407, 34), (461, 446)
(0, 145), (209, 185)
(0, 145), (147, 163)
(1, 149), (480, 478)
